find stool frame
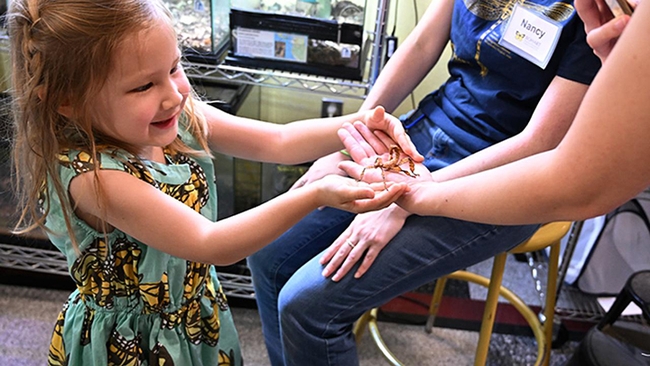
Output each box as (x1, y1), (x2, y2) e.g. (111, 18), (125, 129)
(354, 222), (572, 366)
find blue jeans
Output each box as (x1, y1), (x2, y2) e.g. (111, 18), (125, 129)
(247, 112), (539, 365)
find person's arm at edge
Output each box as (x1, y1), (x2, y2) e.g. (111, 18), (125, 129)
(360, 0), (454, 112)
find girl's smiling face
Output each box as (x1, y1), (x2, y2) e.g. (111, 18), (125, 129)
(92, 18), (191, 161)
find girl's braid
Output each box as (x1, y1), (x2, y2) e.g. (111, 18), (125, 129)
(20, 0), (44, 101)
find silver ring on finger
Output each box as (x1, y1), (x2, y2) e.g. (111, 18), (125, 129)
(346, 240), (356, 249)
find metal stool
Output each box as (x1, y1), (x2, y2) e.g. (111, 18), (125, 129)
(597, 270), (650, 330)
(354, 222), (572, 366)
(566, 270), (650, 366)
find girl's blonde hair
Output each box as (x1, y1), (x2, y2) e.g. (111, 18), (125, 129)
(6, 0), (210, 248)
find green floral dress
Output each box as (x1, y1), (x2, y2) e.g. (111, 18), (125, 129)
(44, 126), (242, 365)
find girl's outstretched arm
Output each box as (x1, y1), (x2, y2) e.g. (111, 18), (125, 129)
(69, 169), (407, 265)
(200, 103), (422, 166)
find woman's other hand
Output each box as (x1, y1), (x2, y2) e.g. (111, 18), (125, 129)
(290, 152), (349, 191)
(319, 205), (409, 281)
(313, 175), (409, 214)
(360, 107), (424, 163)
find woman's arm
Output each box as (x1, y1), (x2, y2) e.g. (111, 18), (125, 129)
(339, 75), (591, 197)
(430, 76), (589, 182)
(360, 0), (454, 112)
(321, 74), (587, 280)
(396, 0), (650, 224)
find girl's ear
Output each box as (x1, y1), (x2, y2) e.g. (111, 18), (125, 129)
(58, 104), (73, 118)
(56, 96), (74, 118)
(37, 87), (74, 117)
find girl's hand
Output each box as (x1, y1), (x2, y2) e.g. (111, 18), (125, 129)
(576, 0), (635, 62)
(290, 152), (348, 191)
(313, 175), (410, 213)
(360, 107), (424, 162)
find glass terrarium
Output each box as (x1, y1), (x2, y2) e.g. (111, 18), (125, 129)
(165, 0), (230, 61)
(234, 0), (365, 25)
(228, 0), (368, 80)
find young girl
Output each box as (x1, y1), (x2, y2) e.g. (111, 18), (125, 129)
(5, 0), (417, 365)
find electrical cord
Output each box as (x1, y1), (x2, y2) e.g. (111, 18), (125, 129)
(409, 0), (421, 110)
(391, 0), (398, 37)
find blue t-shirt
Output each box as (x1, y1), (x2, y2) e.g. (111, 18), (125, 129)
(419, 0), (601, 153)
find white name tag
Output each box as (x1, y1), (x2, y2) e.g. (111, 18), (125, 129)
(499, 4), (562, 69)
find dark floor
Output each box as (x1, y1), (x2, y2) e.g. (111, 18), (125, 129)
(0, 254), (585, 366)
(0, 283), (581, 366)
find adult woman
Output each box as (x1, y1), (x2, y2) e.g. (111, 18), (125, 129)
(247, 0), (602, 364)
(363, 0), (647, 225)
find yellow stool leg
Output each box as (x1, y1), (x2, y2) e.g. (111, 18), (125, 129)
(426, 275), (449, 333)
(474, 252), (508, 366)
(541, 241), (560, 366)
(449, 271), (547, 366)
(366, 308), (405, 366)
(354, 310), (373, 343)
(359, 270), (548, 366)
(354, 309), (407, 365)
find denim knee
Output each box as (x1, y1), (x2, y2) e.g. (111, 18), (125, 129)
(403, 111), (472, 171)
